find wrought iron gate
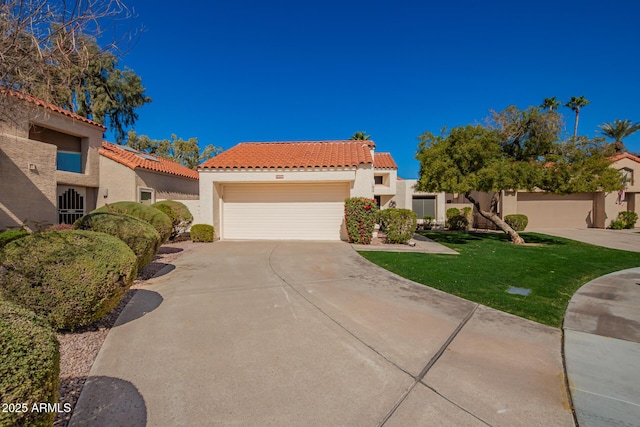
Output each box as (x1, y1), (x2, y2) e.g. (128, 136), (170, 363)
(58, 188), (85, 224)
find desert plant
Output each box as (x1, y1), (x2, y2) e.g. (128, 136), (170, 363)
(0, 301), (59, 427)
(504, 214), (529, 232)
(610, 211), (638, 229)
(0, 229), (29, 249)
(190, 224), (214, 242)
(381, 209), (417, 244)
(0, 231), (138, 330)
(152, 200), (193, 240)
(73, 212), (161, 270)
(94, 202), (172, 243)
(345, 198), (378, 244)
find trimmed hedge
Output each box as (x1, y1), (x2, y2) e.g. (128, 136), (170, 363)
(379, 209), (417, 244)
(0, 230), (138, 330)
(190, 224), (214, 242)
(73, 212), (161, 270)
(504, 214), (529, 231)
(0, 301), (59, 427)
(0, 229), (29, 249)
(152, 200), (193, 240)
(345, 197), (378, 244)
(94, 202), (172, 243)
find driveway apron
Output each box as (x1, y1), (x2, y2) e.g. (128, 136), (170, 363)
(70, 241), (574, 426)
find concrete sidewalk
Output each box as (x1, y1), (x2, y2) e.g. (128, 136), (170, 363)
(563, 268), (640, 427)
(529, 228), (640, 252)
(70, 241), (574, 426)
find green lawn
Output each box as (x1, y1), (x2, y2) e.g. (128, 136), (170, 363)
(359, 232), (640, 327)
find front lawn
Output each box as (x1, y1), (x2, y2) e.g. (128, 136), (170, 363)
(359, 232), (640, 327)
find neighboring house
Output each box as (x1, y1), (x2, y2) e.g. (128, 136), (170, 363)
(198, 140), (444, 240)
(0, 91), (105, 230)
(447, 153), (640, 229)
(98, 142), (199, 208)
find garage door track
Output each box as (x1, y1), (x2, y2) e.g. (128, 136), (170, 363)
(70, 241), (574, 426)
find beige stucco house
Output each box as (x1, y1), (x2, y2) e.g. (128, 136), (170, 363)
(98, 142), (199, 208)
(447, 152), (640, 229)
(1, 91), (105, 230)
(198, 140), (444, 240)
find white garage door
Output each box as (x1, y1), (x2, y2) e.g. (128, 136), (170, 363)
(517, 192), (595, 228)
(222, 183), (349, 240)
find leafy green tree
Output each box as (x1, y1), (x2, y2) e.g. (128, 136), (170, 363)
(565, 96), (590, 137)
(350, 131), (371, 140)
(415, 106), (623, 244)
(126, 130), (222, 169)
(540, 97), (561, 112)
(598, 119), (640, 153)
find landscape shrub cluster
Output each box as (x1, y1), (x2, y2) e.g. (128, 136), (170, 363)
(609, 211), (638, 230)
(190, 224), (214, 242)
(446, 207), (472, 231)
(378, 208), (417, 244)
(152, 200), (193, 240)
(73, 212), (161, 270)
(0, 301), (60, 427)
(0, 229), (29, 249)
(504, 214), (529, 231)
(344, 197), (378, 244)
(95, 201), (172, 243)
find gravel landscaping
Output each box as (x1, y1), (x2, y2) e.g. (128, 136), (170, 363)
(54, 240), (201, 427)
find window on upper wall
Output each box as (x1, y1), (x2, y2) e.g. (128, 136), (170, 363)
(29, 124), (83, 173)
(57, 151), (82, 173)
(374, 175), (384, 185)
(620, 168), (633, 186)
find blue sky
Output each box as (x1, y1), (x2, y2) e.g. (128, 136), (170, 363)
(112, 0), (640, 178)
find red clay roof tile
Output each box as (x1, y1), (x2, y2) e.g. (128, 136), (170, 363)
(99, 142), (199, 180)
(2, 89), (106, 129)
(199, 141), (374, 169)
(611, 152), (640, 164)
(374, 152), (397, 169)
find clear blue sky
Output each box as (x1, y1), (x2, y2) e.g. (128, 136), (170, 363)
(111, 0), (640, 178)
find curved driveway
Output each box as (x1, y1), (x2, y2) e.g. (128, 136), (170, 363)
(71, 241), (574, 426)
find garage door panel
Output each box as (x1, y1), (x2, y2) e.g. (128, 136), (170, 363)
(517, 193), (595, 228)
(223, 183), (348, 240)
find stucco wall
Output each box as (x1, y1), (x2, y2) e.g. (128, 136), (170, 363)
(1, 105), (102, 230)
(135, 169), (199, 200)
(97, 158), (137, 208)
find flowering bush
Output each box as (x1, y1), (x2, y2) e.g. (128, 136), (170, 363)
(344, 197), (378, 244)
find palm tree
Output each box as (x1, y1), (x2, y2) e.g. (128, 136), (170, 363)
(565, 96), (590, 137)
(598, 119), (640, 153)
(350, 131), (370, 140)
(540, 97), (561, 112)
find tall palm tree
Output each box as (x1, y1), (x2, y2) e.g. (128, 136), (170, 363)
(598, 119), (640, 153)
(565, 96), (590, 137)
(540, 97), (561, 112)
(350, 131), (370, 140)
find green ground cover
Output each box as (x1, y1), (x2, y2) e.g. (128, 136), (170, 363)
(359, 232), (640, 327)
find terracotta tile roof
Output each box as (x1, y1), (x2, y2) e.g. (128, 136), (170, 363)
(2, 89), (106, 130)
(199, 140), (374, 169)
(99, 142), (199, 180)
(374, 152), (397, 169)
(611, 152), (640, 164)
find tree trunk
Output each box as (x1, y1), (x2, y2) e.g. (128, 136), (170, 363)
(465, 192), (525, 244)
(573, 110), (579, 137)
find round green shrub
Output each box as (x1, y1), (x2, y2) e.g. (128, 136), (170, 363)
(504, 214), (529, 231)
(0, 230), (138, 331)
(380, 209), (417, 244)
(345, 197), (378, 244)
(448, 214), (469, 231)
(190, 224), (214, 242)
(152, 200), (193, 240)
(73, 212), (161, 270)
(94, 202), (172, 243)
(618, 211), (638, 229)
(0, 229), (29, 249)
(0, 301), (59, 427)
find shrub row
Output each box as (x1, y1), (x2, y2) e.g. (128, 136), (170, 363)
(344, 198), (378, 244)
(152, 200), (193, 240)
(0, 229), (29, 249)
(504, 214), (529, 231)
(0, 301), (60, 427)
(378, 208), (417, 244)
(95, 201), (172, 243)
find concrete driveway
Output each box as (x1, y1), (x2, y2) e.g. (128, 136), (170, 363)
(529, 228), (640, 252)
(70, 241), (574, 426)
